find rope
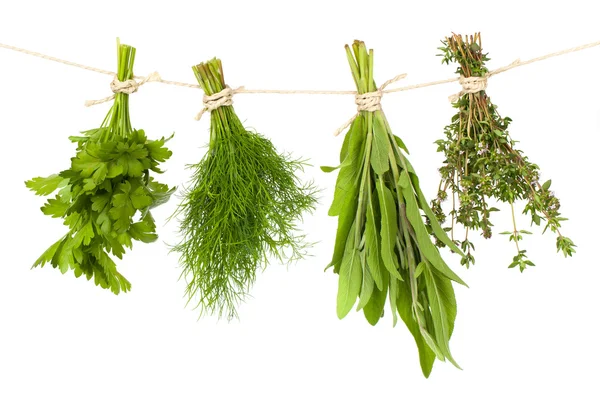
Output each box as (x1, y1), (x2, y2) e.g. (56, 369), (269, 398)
(84, 71), (162, 106)
(1, 39), (600, 117)
(333, 74), (407, 136)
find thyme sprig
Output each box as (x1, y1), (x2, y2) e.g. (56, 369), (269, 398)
(25, 40), (174, 293)
(172, 58), (318, 320)
(325, 41), (467, 377)
(431, 33), (575, 271)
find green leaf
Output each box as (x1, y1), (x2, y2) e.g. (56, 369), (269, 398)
(328, 115), (366, 217)
(336, 248), (363, 319)
(41, 196), (69, 218)
(32, 235), (67, 268)
(542, 180), (552, 191)
(91, 193), (111, 213)
(72, 221), (95, 248)
(402, 174), (467, 286)
(146, 136), (173, 164)
(376, 178), (403, 280)
(110, 181), (135, 233)
(90, 246), (131, 294)
(129, 214), (158, 243)
(72, 151), (105, 178)
(107, 163), (124, 178)
(365, 190), (385, 290)
(130, 186), (153, 210)
(320, 165), (339, 173)
(320, 155), (353, 173)
(117, 154), (144, 177)
(423, 264), (460, 368)
(363, 270), (389, 326)
(414, 262), (425, 279)
(420, 329), (445, 361)
(327, 117), (366, 272)
(398, 170), (410, 189)
(406, 169), (464, 257)
(356, 252), (374, 311)
(396, 277), (436, 377)
(96, 211), (112, 234)
(393, 135), (410, 155)
(370, 116), (389, 175)
(26, 175), (66, 196)
(57, 236), (76, 274)
(389, 276), (399, 327)
(147, 179), (175, 209)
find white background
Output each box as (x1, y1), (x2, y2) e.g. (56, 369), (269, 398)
(1, 1), (599, 413)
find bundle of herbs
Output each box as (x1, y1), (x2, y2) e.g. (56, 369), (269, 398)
(324, 40), (467, 377)
(26, 40), (174, 294)
(172, 58), (317, 319)
(431, 33), (575, 271)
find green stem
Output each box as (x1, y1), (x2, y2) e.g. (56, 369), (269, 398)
(510, 202), (520, 252)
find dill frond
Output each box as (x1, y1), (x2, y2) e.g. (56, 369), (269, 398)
(172, 58), (318, 319)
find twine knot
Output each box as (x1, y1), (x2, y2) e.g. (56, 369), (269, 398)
(355, 90), (382, 112)
(85, 71), (162, 107)
(334, 73), (407, 136)
(448, 75), (488, 103)
(195, 85), (243, 120)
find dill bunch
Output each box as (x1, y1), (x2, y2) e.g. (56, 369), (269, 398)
(325, 41), (467, 377)
(431, 33), (575, 271)
(25, 39), (174, 293)
(173, 58), (317, 319)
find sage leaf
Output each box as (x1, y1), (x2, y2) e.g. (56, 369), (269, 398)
(370, 116), (389, 175)
(423, 264), (460, 369)
(337, 248), (363, 319)
(376, 178), (403, 280)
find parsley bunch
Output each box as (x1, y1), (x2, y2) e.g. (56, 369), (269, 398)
(26, 40), (174, 294)
(325, 41), (467, 377)
(431, 33), (575, 271)
(172, 58), (317, 319)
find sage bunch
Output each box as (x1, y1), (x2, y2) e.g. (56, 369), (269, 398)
(325, 41), (467, 377)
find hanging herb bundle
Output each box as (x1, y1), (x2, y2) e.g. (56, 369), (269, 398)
(431, 33), (575, 271)
(25, 40), (174, 293)
(324, 40), (467, 377)
(172, 58), (317, 319)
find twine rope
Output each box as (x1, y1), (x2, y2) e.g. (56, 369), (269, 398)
(447, 58), (524, 102)
(194, 85), (243, 120)
(1, 39), (600, 120)
(85, 71), (162, 106)
(333, 73), (407, 136)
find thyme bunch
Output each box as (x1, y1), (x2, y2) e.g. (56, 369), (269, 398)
(432, 33), (575, 271)
(173, 58), (318, 319)
(325, 41), (467, 377)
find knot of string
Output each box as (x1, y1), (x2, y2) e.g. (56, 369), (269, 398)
(85, 71), (162, 107)
(447, 59), (521, 103)
(195, 85), (243, 121)
(334, 73), (407, 136)
(448, 75), (488, 103)
(355, 90), (382, 112)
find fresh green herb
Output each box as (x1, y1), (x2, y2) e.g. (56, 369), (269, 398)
(325, 40), (467, 377)
(172, 58), (318, 320)
(431, 33), (575, 271)
(25, 39), (174, 293)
